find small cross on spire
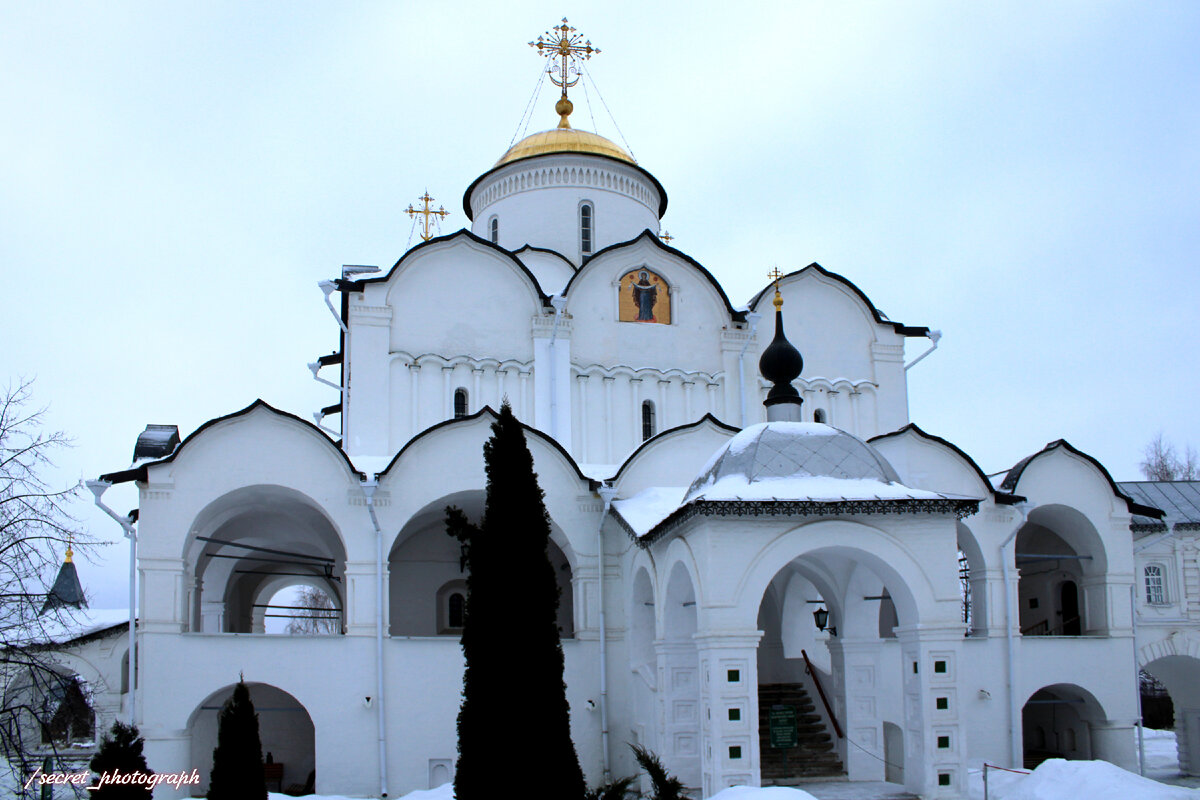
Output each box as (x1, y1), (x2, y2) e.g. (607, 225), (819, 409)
(768, 267), (785, 310)
(659, 230), (674, 244)
(406, 191), (449, 242)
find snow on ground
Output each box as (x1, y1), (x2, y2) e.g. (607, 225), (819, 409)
(710, 787), (818, 800)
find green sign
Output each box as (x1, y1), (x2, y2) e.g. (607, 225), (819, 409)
(768, 704), (798, 749)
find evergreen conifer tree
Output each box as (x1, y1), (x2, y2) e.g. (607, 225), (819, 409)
(207, 680), (266, 800)
(448, 403), (585, 800)
(88, 721), (153, 799)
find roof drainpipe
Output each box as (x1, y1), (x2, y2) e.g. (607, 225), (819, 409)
(596, 483), (618, 782)
(1132, 521), (1174, 775)
(361, 478), (389, 798)
(85, 479), (137, 724)
(737, 312), (762, 427)
(999, 500), (1029, 769)
(548, 295), (567, 438)
(904, 330), (942, 371)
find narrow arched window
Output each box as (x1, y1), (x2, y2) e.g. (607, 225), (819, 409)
(813, 408), (827, 424)
(453, 388), (468, 419)
(580, 203), (593, 255)
(448, 592), (465, 628)
(641, 400), (656, 441)
(489, 217), (499, 244)
(1145, 564), (1166, 605)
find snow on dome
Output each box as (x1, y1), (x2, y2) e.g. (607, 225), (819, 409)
(685, 422), (905, 503)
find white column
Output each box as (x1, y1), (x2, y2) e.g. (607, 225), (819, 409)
(631, 378), (644, 443)
(603, 377), (615, 463)
(694, 631), (764, 796)
(519, 371), (531, 422)
(658, 379), (670, 432)
(409, 363), (421, 436)
(442, 366), (453, 419)
(706, 382), (720, 422)
(497, 366), (508, 409)
(472, 367), (483, 414)
(683, 380), (694, 422)
(576, 373), (590, 463)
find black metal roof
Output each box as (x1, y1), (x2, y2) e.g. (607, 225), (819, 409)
(132, 424), (180, 462)
(41, 560), (87, 614)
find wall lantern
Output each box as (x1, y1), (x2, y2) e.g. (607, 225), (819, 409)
(812, 606), (836, 636)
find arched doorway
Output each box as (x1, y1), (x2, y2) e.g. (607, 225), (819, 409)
(189, 683), (314, 795)
(749, 539), (933, 790)
(1021, 683), (1106, 768)
(1141, 655), (1200, 777)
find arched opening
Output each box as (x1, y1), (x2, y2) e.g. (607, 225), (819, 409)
(1141, 655), (1200, 778)
(489, 216), (498, 244)
(1015, 505), (1108, 636)
(261, 582), (341, 635)
(189, 683), (315, 796)
(661, 561), (700, 789)
(3, 667), (96, 756)
(185, 486), (347, 635)
(751, 540), (931, 790)
(813, 408), (827, 424)
(957, 521), (987, 636)
(580, 202), (594, 255)
(454, 388), (469, 419)
(389, 492), (574, 637)
(629, 567), (657, 754)
(1021, 683), (1107, 768)
(641, 400), (656, 441)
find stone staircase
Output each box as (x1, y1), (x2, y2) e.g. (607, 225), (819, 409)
(759, 682), (845, 784)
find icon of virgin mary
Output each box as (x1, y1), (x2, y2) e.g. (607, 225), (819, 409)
(632, 270), (657, 322)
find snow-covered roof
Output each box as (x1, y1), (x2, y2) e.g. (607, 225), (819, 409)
(611, 422), (978, 541)
(685, 422), (904, 501)
(11, 608), (131, 648)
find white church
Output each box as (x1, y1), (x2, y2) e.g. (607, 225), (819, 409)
(39, 21), (1200, 800)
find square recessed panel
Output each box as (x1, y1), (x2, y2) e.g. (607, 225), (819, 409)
(728, 708), (741, 721)
(727, 669), (740, 683)
(936, 697), (949, 711)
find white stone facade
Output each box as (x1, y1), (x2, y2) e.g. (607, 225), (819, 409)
(71, 124), (1194, 799)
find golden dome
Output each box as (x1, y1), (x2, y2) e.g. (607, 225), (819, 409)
(495, 128), (635, 167)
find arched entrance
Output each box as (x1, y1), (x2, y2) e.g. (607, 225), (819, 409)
(1021, 683), (1106, 768)
(189, 683), (314, 795)
(752, 542), (930, 789)
(1141, 654), (1200, 777)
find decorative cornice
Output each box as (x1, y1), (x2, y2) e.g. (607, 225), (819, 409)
(634, 497), (980, 547)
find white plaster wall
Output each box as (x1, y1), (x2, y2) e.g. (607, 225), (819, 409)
(468, 155), (662, 262)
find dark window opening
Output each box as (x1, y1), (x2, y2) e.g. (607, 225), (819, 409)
(454, 388), (469, 419)
(448, 592), (465, 628)
(813, 408), (826, 423)
(489, 217), (498, 244)
(580, 204), (593, 254)
(642, 400), (656, 441)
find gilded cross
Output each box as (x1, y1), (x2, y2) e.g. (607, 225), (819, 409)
(768, 267), (785, 310)
(659, 230), (674, 244)
(530, 18), (599, 128)
(406, 191), (449, 242)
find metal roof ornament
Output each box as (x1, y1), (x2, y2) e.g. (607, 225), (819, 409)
(530, 17), (600, 129)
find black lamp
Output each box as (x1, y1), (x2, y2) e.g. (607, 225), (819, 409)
(813, 607), (836, 636)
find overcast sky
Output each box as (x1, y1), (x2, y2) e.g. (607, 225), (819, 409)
(3, 1), (1197, 607)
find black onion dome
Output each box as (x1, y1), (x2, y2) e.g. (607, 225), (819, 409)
(758, 309), (803, 405)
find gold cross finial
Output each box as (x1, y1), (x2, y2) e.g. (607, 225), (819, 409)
(530, 17), (599, 129)
(659, 230), (674, 244)
(405, 191), (449, 242)
(768, 267), (784, 310)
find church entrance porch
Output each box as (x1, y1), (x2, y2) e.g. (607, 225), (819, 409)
(187, 683), (314, 796)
